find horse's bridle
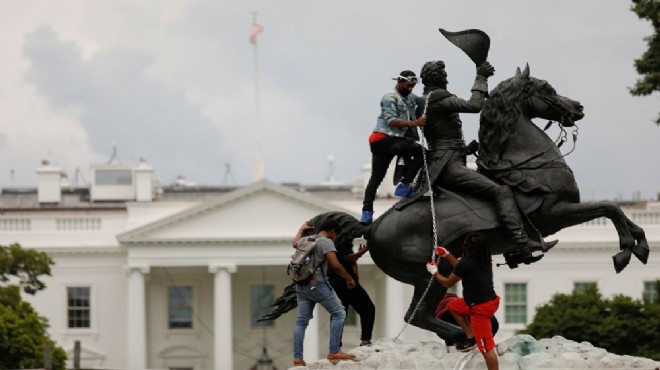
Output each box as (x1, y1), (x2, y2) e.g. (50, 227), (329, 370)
(533, 93), (579, 127)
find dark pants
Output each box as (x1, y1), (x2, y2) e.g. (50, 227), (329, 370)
(331, 281), (375, 341)
(437, 155), (527, 243)
(362, 136), (423, 212)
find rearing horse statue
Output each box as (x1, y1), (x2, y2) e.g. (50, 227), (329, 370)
(264, 65), (650, 344)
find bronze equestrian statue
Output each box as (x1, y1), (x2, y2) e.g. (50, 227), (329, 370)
(262, 30), (650, 345)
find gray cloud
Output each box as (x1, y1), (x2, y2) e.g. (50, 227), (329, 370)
(4, 1), (659, 200)
(22, 25), (234, 185)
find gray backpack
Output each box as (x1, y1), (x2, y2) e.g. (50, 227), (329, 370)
(287, 235), (324, 285)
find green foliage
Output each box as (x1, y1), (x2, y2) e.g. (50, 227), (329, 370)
(0, 243), (54, 294)
(0, 244), (66, 369)
(0, 287), (66, 370)
(520, 285), (660, 360)
(629, 0), (660, 124)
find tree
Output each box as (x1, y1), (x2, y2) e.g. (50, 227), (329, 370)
(519, 285), (660, 360)
(0, 243), (66, 370)
(629, 0), (660, 125)
(0, 243), (54, 294)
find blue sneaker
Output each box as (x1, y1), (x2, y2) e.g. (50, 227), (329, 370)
(394, 182), (415, 198)
(360, 211), (373, 224)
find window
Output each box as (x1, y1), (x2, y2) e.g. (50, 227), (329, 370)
(67, 287), (91, 328)
(169, 286), (193, 329)
(573, 281), (597, 293)
(643, 281), (659, 303)
(95, 169), (132, 185)
(251, 285), (274, 328)
(504, 283), (527, 324)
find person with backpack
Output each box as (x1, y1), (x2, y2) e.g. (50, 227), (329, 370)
(426, 232), (500, 370)
(291, 219), (358, 367)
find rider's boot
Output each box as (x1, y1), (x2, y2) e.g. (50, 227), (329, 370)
(493, 186), (558, 254)
(540, 238), (559, 252)
(518, 236), (559, 253)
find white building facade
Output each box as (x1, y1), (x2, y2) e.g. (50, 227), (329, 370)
(1, 161), (659, 370)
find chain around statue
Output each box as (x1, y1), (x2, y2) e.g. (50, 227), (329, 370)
(394, 92), (439, 341)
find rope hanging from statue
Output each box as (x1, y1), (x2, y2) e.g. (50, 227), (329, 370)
(393, 91), (440, 341)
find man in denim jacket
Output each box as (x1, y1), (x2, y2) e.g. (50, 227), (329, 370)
(361, 70), (426, 224)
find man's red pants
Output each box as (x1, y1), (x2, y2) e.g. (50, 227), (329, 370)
(447, 296), (500, 353)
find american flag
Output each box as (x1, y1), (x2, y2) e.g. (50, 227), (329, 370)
(249, 23), (264, 44)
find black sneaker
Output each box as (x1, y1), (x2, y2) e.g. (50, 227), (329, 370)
(456, 337), (476, 352)
(360, 340), (372, 347)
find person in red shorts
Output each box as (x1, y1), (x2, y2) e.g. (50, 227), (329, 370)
(434, 291), (499, 347)
(426, 232), (500, 370)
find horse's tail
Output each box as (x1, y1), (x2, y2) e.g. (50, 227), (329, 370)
(309, 211), (371, 248)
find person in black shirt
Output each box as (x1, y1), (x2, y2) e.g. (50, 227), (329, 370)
(328, 238), (376, 346)
(427, 232), (500, 370)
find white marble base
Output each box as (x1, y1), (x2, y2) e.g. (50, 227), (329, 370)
(290, 335), (660, 370)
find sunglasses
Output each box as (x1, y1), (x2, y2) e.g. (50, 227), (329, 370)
(394, 75), (418, 84)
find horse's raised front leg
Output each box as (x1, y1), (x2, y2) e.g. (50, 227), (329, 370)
(539, 200), (636, 273)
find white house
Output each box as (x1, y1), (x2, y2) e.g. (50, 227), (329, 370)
(1, 160), (659, 370)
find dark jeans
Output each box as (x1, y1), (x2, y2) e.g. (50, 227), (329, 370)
(331, 280), (375, 341)
(362, 136), (423, 212)
(437, 155), (526, 243)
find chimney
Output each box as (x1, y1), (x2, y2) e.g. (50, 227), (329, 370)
(36, 160), (62, 203)
(134, 158), (153, 202)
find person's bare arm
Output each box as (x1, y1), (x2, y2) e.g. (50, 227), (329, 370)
(444, 253), (459, 267)
(292, 222), (314, 247)
(343, 243), (369, 263)
(389, 117), (426, 128)
(426, 260), (461, 288)
(326, 251), (356, 289)
(433, 272), (461, 288)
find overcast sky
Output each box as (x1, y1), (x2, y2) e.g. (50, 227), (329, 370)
(1, 1), (658, 200)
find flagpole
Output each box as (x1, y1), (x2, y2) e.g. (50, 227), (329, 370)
(252, 12), (264, 182)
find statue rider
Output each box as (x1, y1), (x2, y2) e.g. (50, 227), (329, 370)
(406, 60), (557, 258)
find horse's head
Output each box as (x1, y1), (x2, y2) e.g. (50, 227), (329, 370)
(479, 64), (585, 163)
(514, 64), (584, 127)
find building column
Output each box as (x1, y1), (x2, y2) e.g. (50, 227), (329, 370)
(304, 306), (320, 361)
(209, 263), (237, 370)
(385, 276), (405, 339)
(126, 265), (150, 369)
